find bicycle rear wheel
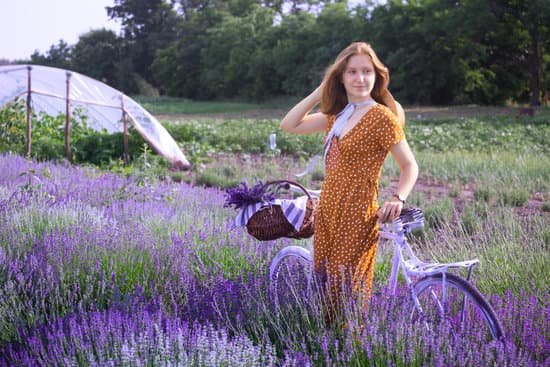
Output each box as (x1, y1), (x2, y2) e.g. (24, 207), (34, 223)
(412, 273), (504, 341)
(269, 246), (313, 307)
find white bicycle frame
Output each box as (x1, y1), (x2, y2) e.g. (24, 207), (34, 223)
(379, 217), (479, 324)
(284, 184), (480, 326)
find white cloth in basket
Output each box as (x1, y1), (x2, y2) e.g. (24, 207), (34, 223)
(233, 195), (309, 232)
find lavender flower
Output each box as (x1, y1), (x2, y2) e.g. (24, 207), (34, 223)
(0, 153), (548, 366)
(223, 181), (275, 209)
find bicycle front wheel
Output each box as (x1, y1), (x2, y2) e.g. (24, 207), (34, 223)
(269, 245), (313, 308)
(412, 273), (504, 341)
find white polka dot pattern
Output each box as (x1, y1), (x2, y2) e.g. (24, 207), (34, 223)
(313, 103), (405, 311)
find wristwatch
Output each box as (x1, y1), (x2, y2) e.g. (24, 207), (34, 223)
(392, 193), (406, 204)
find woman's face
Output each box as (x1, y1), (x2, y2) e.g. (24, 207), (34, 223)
(341, 54), (376, 103)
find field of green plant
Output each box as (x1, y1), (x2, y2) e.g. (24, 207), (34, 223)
(134, 96), (295, 115)
(0, 99), (548, 365)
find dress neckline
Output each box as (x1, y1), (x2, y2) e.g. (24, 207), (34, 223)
(338, 104), (379, 141)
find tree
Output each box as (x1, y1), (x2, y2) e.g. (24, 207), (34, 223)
(152, 7), (225, 98)
(30, 40), (72, 70)
(491, 0), (550, 106)
(107, 0), (180, 85)
(199, 6), (277, 99)
(367, 0), (518, 105)
(71, 29), (123, 89)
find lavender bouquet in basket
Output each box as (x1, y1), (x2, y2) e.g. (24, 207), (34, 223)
(225, 180), (315, 240)
(224, 181), (276, 210)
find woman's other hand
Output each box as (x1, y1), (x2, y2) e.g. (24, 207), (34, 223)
(377, 199), (403, 223)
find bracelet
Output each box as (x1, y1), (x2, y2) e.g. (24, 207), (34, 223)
(392, 193), (406, 204)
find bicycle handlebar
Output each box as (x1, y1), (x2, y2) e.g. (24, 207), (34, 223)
(381, 207), (425, 236)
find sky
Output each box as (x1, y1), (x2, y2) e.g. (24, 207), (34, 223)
(0, 0), (120, 61)
(0, 0), (370, 61)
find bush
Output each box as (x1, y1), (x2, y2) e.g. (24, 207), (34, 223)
(0, 98), (26, 153)
(474, 187), (493, 202)
(0, 100), (148, 166)
(195, 168), (240, 188)
(73, 130), (144, 165)
(423, 197), (454, 230)
(498, 188), (530, 207)
(32, 136), (65, 161)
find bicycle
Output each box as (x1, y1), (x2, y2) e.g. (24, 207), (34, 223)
(268, 185), (504, 341)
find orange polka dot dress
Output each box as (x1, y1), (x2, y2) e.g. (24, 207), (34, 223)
(314, 104), (405, 312)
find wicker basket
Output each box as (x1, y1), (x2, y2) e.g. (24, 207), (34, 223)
(246, 180), (317, 241)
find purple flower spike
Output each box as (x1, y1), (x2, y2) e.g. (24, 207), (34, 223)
(223, 180), (275, 209)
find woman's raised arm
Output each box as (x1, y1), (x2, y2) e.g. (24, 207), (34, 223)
(280, 86), (328, 135)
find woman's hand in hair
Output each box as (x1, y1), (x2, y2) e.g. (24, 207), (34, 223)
(312, 83), (324, 102)
(279, 85), (328, 135)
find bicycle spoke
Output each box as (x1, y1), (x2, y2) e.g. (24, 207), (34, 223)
(271, 251), (312, 308)
(412, 273), (503, 341)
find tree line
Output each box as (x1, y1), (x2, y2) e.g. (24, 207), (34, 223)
(12, 0), (550, 106)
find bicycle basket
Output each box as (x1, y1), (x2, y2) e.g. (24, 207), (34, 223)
(245, 180), (317, 241)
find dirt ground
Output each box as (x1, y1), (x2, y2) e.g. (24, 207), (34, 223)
(382, 179), (547, 218)
(155, 105), (532, 122)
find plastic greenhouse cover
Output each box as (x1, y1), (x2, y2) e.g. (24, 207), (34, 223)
(0, 64), (190, 169)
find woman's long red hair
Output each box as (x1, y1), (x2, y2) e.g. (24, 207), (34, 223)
(320, 42), (403, 126)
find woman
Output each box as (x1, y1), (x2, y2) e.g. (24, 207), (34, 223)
(280, 42), (418, 319)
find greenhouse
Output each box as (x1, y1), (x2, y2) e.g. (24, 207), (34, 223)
(0, 64), (190, 169)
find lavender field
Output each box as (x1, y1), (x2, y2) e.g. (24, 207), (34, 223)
(0, 152), (548, 366)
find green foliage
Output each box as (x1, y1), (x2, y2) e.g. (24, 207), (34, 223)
(406, 116), (550, 154)
(0, 101), (96, 160)
(498, 188), (530, 207)
(162, 114), (550, 168)
(199, 6), (277, 99)
(195, 165), (240, 188)
(165, 119), (323, 165)
(424, 211), (548, 296)
(411, 150), (549, 195)
(544, 228), (550, 247)
(0, 101), (147, 166)
(151, 7), (225, 99)
(134, 96), (270, 114)
(491, 0), (550, 105)
(474, 187), (493, 203)
(24, 0), (549, 106)
(268, 9), (335, 96)
(106, 0), (180, 84)
(423, 197), (454, 230)
(29, 40), (72, 69)
(74, 130), (145, 166)
(71, 29), (123, 90)
(0, 99), (26, 152)
(459, 202), (488, 236)
(32, 136), (65, 161)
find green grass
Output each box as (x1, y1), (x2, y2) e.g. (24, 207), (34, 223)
(133, 96), (296, 115)
(382, 150), (549, 194)
(178, 150), (547, 207)
(163, 116), (549, 157)
(417, 207), (549, 296)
